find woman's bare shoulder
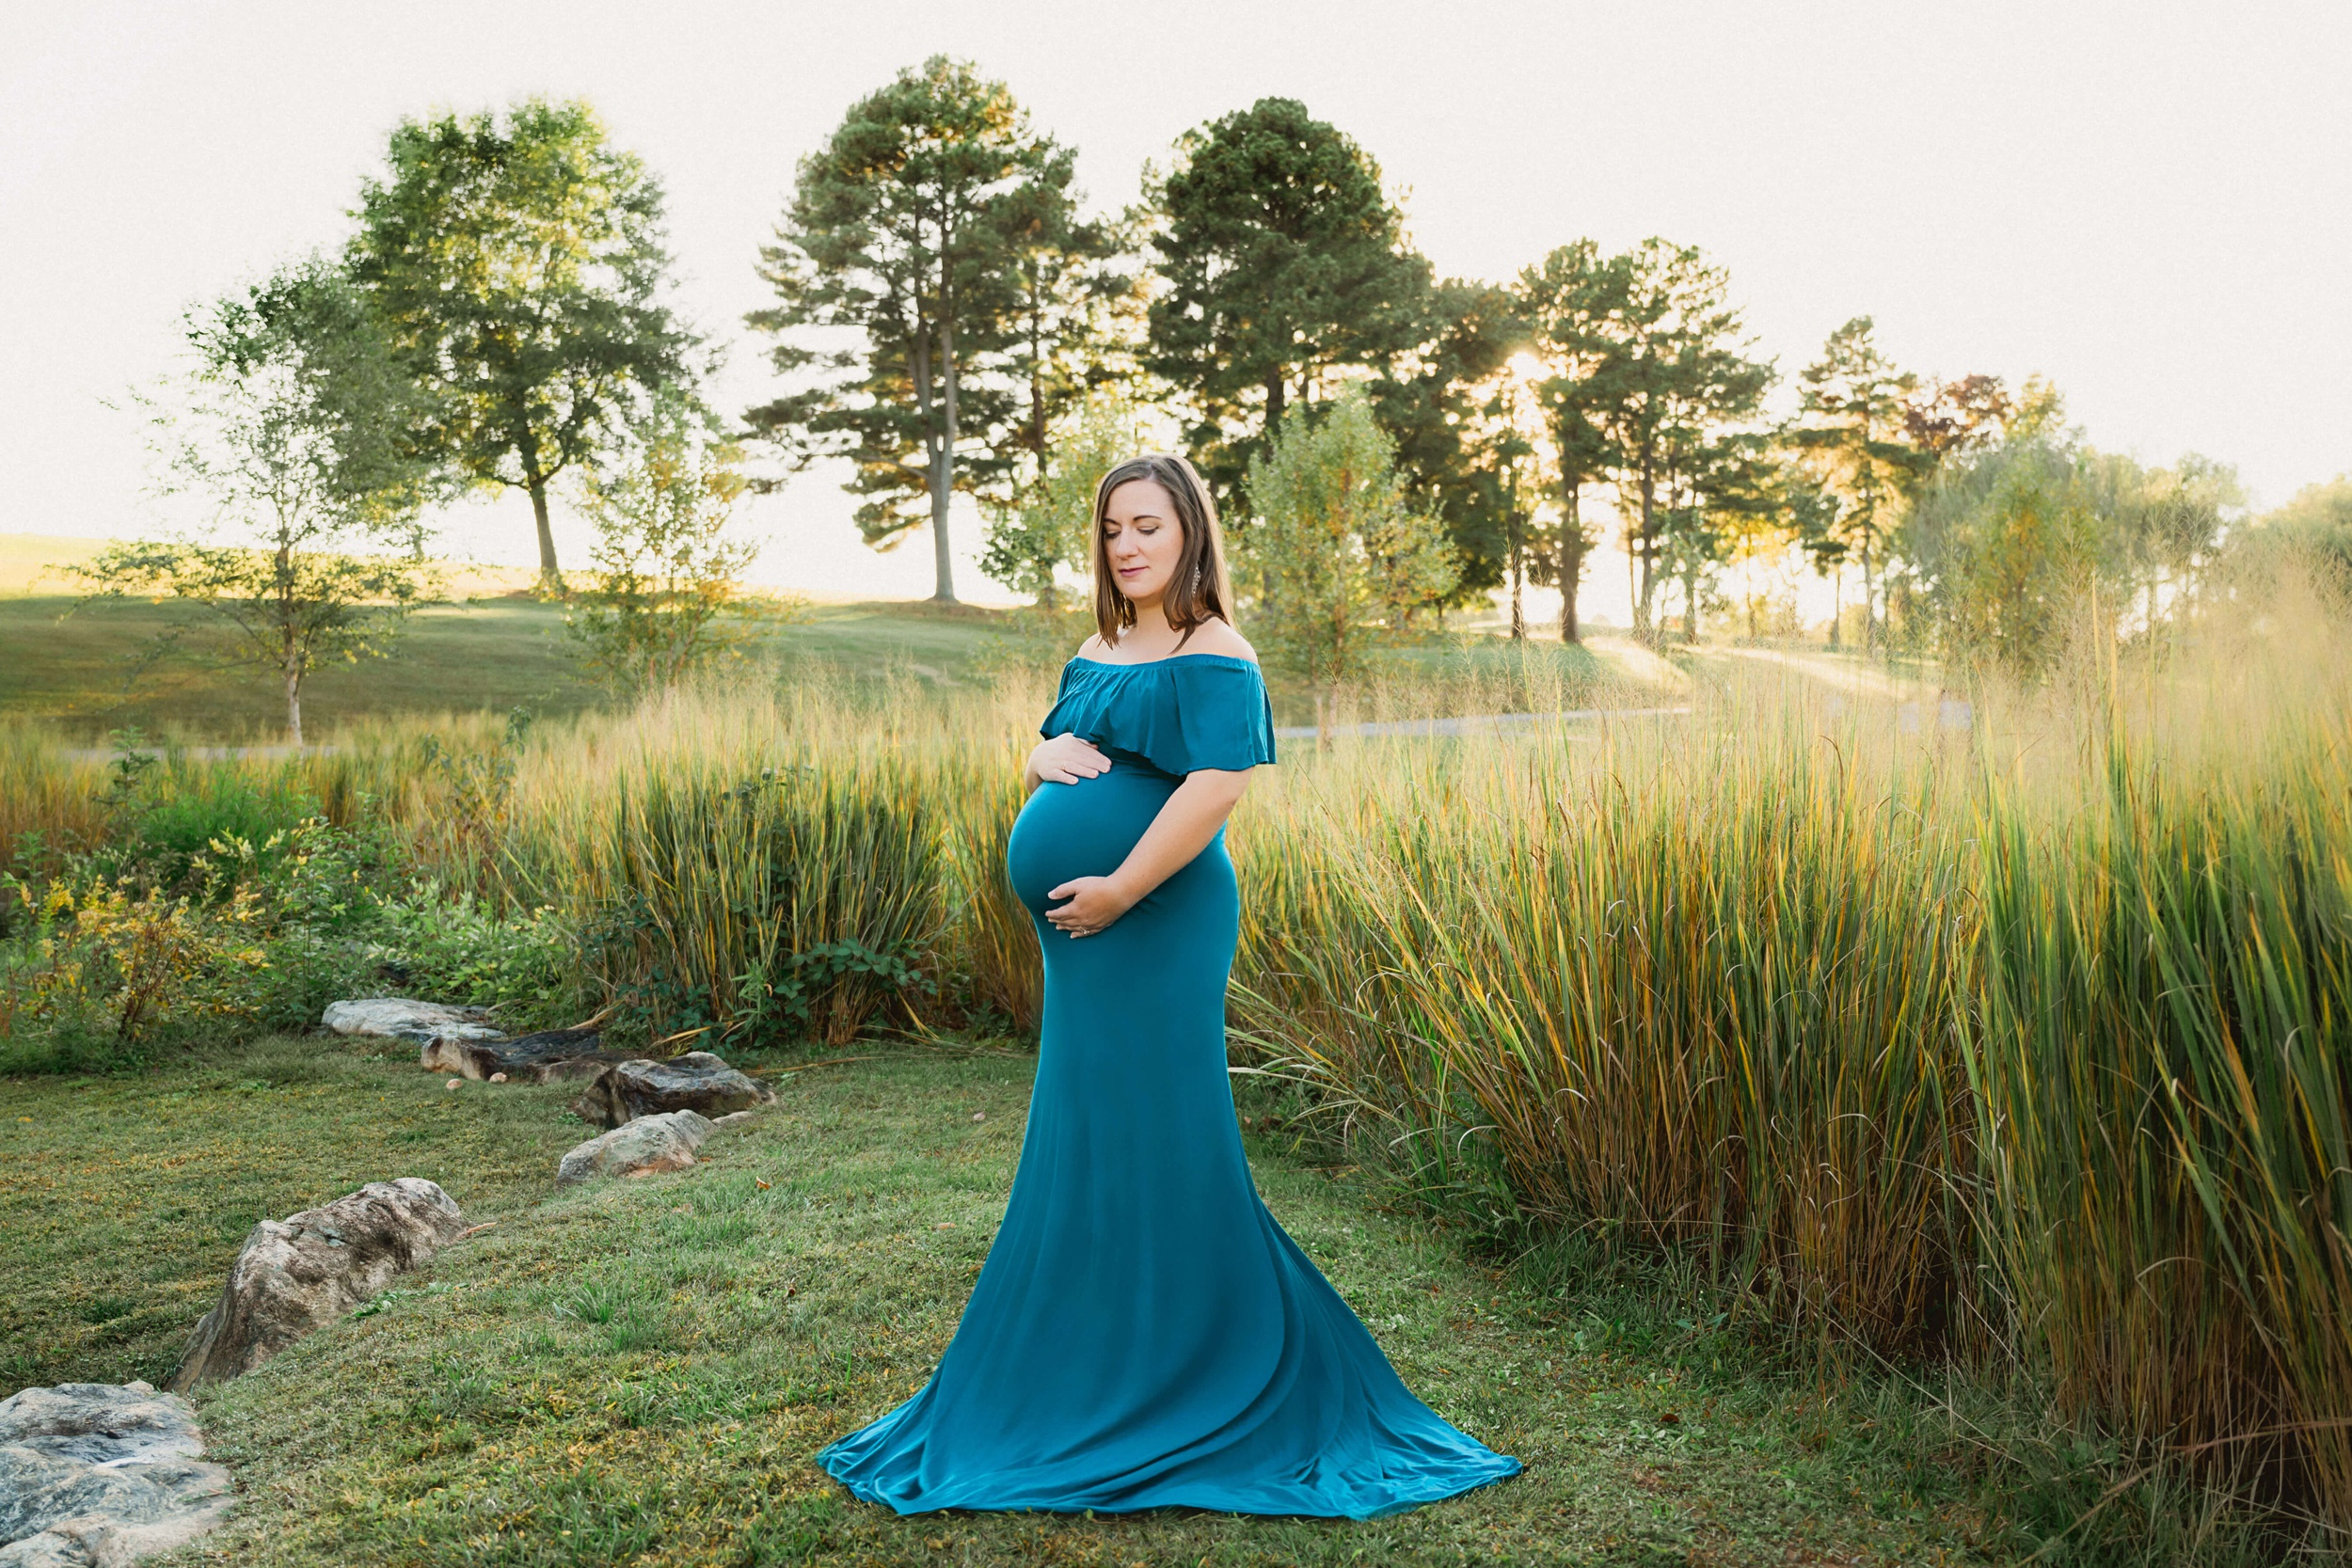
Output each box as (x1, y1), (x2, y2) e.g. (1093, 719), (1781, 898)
(1073, 631), (1108, 660)
(1185, 618), (1258, 663)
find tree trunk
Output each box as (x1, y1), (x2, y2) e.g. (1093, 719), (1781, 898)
(1828, 565), (1843, 648)
(911, 310), (950, 604)
(527, 470), (561, 592)
(934, 292), (961, 604)
(1558, 485), (1582, 644)
(1508, 512), (1525, 641)
(283, 647), (304, 747)
(1627, 535), (1640, 639)
(1862, 551), (1878, 654)
(1633, 442), (1660, 640)
(1264, 371), (1287, 435)
(1026, 265), (1048, 474)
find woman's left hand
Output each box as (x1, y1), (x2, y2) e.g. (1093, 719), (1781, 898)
(1044, 876), (1135, 938)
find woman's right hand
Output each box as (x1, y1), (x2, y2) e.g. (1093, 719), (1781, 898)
(1028, 733), (1111, 786)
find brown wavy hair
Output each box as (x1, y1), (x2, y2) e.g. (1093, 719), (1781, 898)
(1089, 453), (1235, 651)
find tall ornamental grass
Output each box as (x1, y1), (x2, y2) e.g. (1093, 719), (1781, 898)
(1215, 605), (2352, 1520)
(467, 673), (1041, 1048)
(1961, 611), (2352, 1518)
(1230, 697), (1978, 1357)
(0, 727), (109, 881)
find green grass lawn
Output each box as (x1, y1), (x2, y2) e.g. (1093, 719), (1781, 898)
(0, 594), (1639, 744)
(0, 1035), (2009, 1566)
(0, 596), (1015, 742)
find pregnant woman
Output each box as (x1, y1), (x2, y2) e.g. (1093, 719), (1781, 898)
(817, 452), (1520, 1518)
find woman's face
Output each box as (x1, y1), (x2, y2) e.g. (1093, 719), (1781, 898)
(1101, 478), (1186, 607)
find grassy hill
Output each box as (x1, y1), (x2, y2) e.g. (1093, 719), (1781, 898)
(0, 594), (1024, 743)
(0, 551), (1640, 745)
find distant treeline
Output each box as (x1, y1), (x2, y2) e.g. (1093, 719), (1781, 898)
(121, 59), (2352, 699)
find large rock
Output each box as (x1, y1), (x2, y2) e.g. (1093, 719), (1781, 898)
(519, 1049), (645, 1085)
(167, 1179), (465, 1392)
(555, 1111), (713, 1187)
(0, 1382), (232, 1566)
(571, 1052), (776, 1129)
(419, 1028), (610, 1083)
(323, 999), (502, 1046)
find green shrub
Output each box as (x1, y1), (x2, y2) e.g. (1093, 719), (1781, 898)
(69, 740), (321, 899)
(0, 1013), (151, 1076)
(0, 875), (271, 1068)
(127, 773), (315, 883)
(365, 888), (580, 1030)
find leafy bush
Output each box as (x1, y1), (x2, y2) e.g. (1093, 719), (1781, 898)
(0, 876), (271, 1069)
(0, 785), (432, 1055)
(125, 773), (317, 885)
(364, 887), (580, 1030)
(65, 739), (323, 900)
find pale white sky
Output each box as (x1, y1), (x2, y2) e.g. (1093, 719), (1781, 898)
(2, 0), (2346, 618)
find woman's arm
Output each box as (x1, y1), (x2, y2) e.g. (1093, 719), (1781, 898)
(1043, 768), (1253, 938)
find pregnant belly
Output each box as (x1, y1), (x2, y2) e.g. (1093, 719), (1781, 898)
(1005, 762), (1181, 917)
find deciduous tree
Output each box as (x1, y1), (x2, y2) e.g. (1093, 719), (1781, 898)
(1901, 373), (2011, 467)
(1240, 388), (1457, 739)
(1902, 417), (2236, 676)
(2113, 452), (2240, 633)
(564, 397), (791, 695)
(2244, 475), (2352, 584)
(980, 392), (1153, 610)
(349, 99), (694, 591)
(78, 259), (443, 742)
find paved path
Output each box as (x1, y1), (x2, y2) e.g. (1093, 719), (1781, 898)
(1273, 706), (1690, 741)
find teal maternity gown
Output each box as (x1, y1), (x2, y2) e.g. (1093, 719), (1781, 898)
(816, 652), (1521, 1518)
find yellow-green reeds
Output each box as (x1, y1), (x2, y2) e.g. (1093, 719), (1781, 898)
(0, 723), (109, 876)
(1232, 693), (1976, 1355)
(1963, 641), (2352, 1513)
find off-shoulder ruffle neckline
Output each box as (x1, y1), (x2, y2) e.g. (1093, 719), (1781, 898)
(1064, 653), (1259, 671)
(1041, 649), (1277, 774)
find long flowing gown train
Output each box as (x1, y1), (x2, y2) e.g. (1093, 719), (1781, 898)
(816, 652), (1521, 1518)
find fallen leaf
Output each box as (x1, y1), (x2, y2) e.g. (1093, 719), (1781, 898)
(755, 1179), (771, 1191)
(444, 1079), (461, 1090)
(934, 1222), (957, 1230)
(971, 1111), (986, 1122)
